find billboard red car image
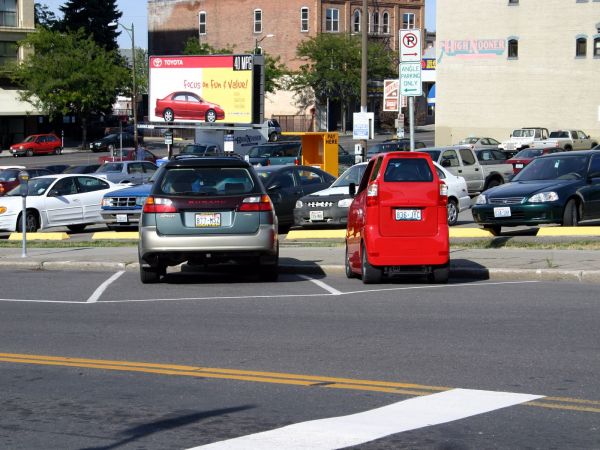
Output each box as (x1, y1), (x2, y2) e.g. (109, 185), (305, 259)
(155, 91), (225, 123)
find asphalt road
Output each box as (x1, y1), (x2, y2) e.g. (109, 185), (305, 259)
(1, 269), (599, 448)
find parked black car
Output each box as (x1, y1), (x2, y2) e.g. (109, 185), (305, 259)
(63, 164), (102, 174)
(367, 139), (427, 157)
(89, 133), (137, 153)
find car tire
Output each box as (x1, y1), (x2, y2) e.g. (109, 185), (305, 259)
(25, 149), (33, 157)
(564, 145), (573, 152)
(205, 109), (217, 123)
(17, 210), (39, 233)
(258, 247), (279, 282)
(140, 266), (161, 284)
(428, 264), (449, 284)
(54, 147), (62, 155)
(361, 242), (382, 284)
(269, 132), (278, 142)
(591, 142), (598, 149)
(163, 108), (174, 122)
(67, 224), (87, 233)
(562, 199), (579, 226)
(345, 244), (356, 279)
(485, 179), (502, 190)
(483, 225), (502, 236)
(447, 199), (459, 226)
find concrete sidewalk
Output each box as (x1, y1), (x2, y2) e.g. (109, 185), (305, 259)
(1, 245), (599, 283)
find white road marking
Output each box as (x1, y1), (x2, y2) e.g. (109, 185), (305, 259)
(299, 275), (343, 295)
(86, 271), (125, 303)
(189, 388), (544, 450)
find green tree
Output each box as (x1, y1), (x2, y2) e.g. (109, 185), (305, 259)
(59, 0), (122, 51)
(34, 3), (58, 29)
(133, 47), (148, 95)
(182, 37), (233, 56)
(12, 28), (129, 147)
(290, 33), (395, 130)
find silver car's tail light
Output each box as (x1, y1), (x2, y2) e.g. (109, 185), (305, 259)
(238, 195), (273, 212)
(143, 196), (177, 213)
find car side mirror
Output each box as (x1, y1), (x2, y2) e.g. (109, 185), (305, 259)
(349, 182), (356, 197)
(48, 189), (60, 197)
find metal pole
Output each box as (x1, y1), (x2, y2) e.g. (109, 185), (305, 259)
(326, 96), (329, 132)
(131, 23), (138, 153)
(21, 196), (26, 258)
(360, 0), (368, 157)
(409, 96), (415, 151)
(119, 120), (123, 161)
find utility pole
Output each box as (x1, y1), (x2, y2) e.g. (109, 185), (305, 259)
(360, 0), (368, 159)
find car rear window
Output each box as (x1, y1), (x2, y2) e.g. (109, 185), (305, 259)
(158, 168), (255, 196)
(97, 163), (123, 173)
(383, 158), (434, 182)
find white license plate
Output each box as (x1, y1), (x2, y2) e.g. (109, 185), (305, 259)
(116, 214), (128, 223)
(395, 209), (421, 221)
(515, 163), (524, 169)
(195, 212), (221, 227)
(310, 210), (324, 221)
(493, 207), (511, 218)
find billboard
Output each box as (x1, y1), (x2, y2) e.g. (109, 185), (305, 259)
(149, 55), (257, 125)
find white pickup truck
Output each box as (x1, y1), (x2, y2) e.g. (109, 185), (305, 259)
(498, 127), (549, 152)
(530, 130), (598, 151)
(422, 147), (513, 195)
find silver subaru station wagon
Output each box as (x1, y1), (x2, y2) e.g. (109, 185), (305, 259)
(138, 156), (279, 283)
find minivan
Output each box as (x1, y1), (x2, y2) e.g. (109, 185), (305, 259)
(345, 151), (450, 284)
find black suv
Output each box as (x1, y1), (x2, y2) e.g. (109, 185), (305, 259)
(138, 157), (279, 283)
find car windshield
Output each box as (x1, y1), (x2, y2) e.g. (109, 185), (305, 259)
(7, 178), (54, 196)
(512, 129), (535, 138)
(332, 164), (367, 187)
(421, 150), (441, 161)
(180, 144), (210, 155)
(549, 131), (569, 138)
(0, 169), (19, 181)
(23, 136), (36, 143)
(97, 163), (123, 173)
(514, 155), (588, 181)
(459, 138), (479, 144)
(159, 168), (255, 195)
(514, 149), (543, 158)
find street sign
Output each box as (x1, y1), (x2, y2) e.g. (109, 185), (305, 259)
(383, 79), (399, 112)
(352, 112), (374, 140)
(400, 29), (422, 62)
(400, 62), (422, 96)
(164, 131), (173, 145)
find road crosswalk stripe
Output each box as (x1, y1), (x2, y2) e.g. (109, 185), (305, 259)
(189, 388), (543, 450)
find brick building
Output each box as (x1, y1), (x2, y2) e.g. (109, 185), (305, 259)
(148, 0), (424, 128)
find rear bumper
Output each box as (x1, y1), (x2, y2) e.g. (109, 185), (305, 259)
(364, 227), (449, 267)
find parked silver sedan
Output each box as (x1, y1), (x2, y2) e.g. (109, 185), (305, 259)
(95, 161), (158, 184)
(457, 137), (502, 150)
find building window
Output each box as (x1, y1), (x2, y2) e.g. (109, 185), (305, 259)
(326, 8), (339, 32)
(576, 37), (587, 57)
(301, 7), (309, 32)
(382, 12), (390, 34)
(254, 9), (262, 33)
(199, 11), (206, 35)
(372, 12), (379, 34)
(508, 39), (519, 58)
(353, 9), (361, 33)
(0, 0), (17, 27)
(595, 38), (600, 57)
(402, 13), (415, 29)
(508, 0), (519, 4)
(0, 41), (18, 66)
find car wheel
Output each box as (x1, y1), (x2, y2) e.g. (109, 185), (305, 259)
(485, 179), (502, 190)
(591, 142), (598, 149)
(562, 199), (579, 226)
(428, 264), (449, 284)
(483, 225), (502, 236)
(67, 224), (87, 233)
(361, 242), (382, 284)
(258, 247), (279, 281)
(140, 266), (161, 284)
(447, 199), (459, 226)
(54, 147), (62, 155)
(205, 109), (217, 123)
(345, 244), (356, 279)
(564, 145), (573, 152)
(163, 108), (174, 122)
(269, 132), (278, 142)
(25, 149), (33, 157)
(17, 210), (39, 233)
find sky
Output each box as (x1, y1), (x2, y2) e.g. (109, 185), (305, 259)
(426, 0), (436, 31)
(40, 0), (149, 49)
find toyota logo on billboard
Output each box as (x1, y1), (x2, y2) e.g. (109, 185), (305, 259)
(152, 58), (163, 68)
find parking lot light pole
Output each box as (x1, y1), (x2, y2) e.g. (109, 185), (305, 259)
(113, 21), (138, 150)
(254, 34), (274, 54)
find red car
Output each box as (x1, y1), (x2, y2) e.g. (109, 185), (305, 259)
(98, 148), (158, 164)
(0, 166), (53, 195)
(155, 91), (225, 123)
(345, 151), (450, 284)
(10, 134), (62, 157)
(506, 147), (564, 174)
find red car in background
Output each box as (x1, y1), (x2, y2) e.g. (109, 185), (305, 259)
(345, 151), (450, 284)
(0, 166), (53, 195)
(10, 134), (62, 157)
(98, 148), (158, 164)
(506, 147), (565, 174)
(155, 91), (225, 123)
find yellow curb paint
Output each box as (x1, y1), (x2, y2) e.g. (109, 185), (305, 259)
(286, 229), (346, 240)
(449, 228), (494, 238)
(92, 231), (139, 240)
(536, 227), (600, 236)
(8, 232), (69, 241)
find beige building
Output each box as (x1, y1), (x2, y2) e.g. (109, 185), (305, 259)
(435, 0), (600, 146)
(0, 0), (39, 148)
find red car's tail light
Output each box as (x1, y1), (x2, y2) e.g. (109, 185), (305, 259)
(294, 158), (299, 165)
(238, 195), (273, 212)
(143, 196), (177, 213)
(366, 182), (379, 207)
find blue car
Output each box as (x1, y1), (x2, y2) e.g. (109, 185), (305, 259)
(101, 182), (152, 229)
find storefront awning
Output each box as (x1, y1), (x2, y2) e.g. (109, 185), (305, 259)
(427, 84), (436, 105)
(0, 88), (40, 116)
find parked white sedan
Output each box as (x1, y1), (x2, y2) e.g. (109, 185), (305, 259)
(0, 174), (124, 232)
(434, 162), (471, 225)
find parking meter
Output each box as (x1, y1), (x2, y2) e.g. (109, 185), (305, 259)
(18, 170), (29, 257)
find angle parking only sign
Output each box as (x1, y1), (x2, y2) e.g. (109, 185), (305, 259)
(399, 29), (422, 96)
